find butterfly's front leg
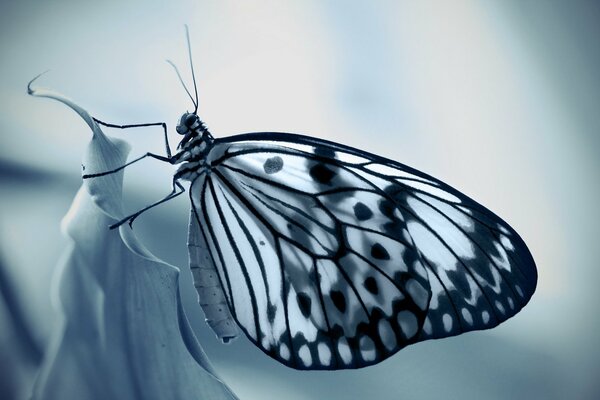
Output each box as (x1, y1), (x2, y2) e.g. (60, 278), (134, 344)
(93, 117), (173, 158)
(82, 116), (178, 179)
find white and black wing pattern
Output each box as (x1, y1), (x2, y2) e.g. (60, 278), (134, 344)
(189, 132), (537, 370)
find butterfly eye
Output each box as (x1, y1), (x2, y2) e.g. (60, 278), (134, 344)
(176, 113), (191, 135)
(185, 113), (198, 127)
(176, 124), (187, 135)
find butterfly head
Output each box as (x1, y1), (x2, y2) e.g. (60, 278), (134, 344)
(176, 112), (201, 134)
(175, 112), (213, 150)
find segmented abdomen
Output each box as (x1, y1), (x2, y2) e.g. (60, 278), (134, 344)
(188, 210), (238, 343)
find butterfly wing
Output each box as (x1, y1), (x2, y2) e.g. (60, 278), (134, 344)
(189, 132), (537, 370)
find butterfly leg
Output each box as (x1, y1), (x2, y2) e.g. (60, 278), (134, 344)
(109, 179), (186, 229)
(93, 117), (173, 158)
(82, 152), (172, 179)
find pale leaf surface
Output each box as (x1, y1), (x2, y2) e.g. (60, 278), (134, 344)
(28, 85), (238, 400)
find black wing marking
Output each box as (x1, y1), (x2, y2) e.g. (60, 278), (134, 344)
(192, 140), (431, 370)
(193, 132), (536, 369)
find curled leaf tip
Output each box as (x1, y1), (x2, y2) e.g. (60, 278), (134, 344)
(27, 70), (51, 96)
(32, 88), (237, 400)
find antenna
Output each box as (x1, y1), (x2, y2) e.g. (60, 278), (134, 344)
(184, 25), (199, 113)
(166, 59), (197, 109)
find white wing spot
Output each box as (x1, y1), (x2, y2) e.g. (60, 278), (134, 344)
(377, 319), (397, 351)
(337, 337), (352, 365)
(428, 282), (442, 311)
(482, 311), (490, 324)
(442, 313), (453, 332)
(365, 163), (438, 186)
(244, 140), (316, 155)
(491, 242), (512, 273)
(397, 311), (418, 339)
(406, 279), (429, 311)
(395, 208), (405, 222)
(403, 180), (461, 203)
(414, 192), (474, 231)
(423, 317), (432, 335)
(298, 344), (312, 367)
(499, 234), (515, 251)
(413, 260), (428, 281)
(262, 338), (270, 349)
(359, 336), (376, 362)
(317, 342), (332, 366)
(461, 308), (473, 325)
(407, 197), (475, 260)
(365, 163), (403, 177)
(338, 152), (369, 164)
(515, 285), (524, 298)
(495, 300), (505, 315)
(507, 297), (515, 310)
(280, 343), (290, 360)
(408, 222), (458, 272)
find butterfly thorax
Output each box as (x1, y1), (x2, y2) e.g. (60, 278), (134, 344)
(172, 112), (215, 181)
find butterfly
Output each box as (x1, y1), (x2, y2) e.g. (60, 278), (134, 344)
(38, 27), (537, 370)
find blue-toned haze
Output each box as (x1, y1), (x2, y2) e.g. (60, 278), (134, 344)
(1, 1), (598, 399)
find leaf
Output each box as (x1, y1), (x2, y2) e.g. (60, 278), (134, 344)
(28, 82), (238, 400)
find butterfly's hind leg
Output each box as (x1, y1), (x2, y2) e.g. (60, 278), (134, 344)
(109, 179), (186, 229)
(82, 117), (176, 179)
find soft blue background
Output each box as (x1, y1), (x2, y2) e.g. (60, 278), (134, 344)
(1, 1), (599, 399)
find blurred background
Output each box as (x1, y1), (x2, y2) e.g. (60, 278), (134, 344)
(1, 0), (599, 399)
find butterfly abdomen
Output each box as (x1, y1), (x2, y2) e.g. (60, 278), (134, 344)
(187, 209), (238, 343)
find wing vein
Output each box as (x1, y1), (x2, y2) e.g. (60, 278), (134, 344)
(239, 185), (334, 253)
(447, 202), (534, 286)
(209, 179), (262, 340)
(334, 163), (502, 323)
(347, 248), (414, 303)
(407, 191), (520, 301)
(275, 239), (296, 367)
(217, 184), (274, 323)
(420, 256), (466, 333)
(312, 258), (340, 368)
(215, 169), (336, 257)
(240, 180), (334, 233)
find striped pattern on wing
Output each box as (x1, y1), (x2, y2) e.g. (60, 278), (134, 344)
(189, 146), (431, 370)
(192, 132), (537, 369)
